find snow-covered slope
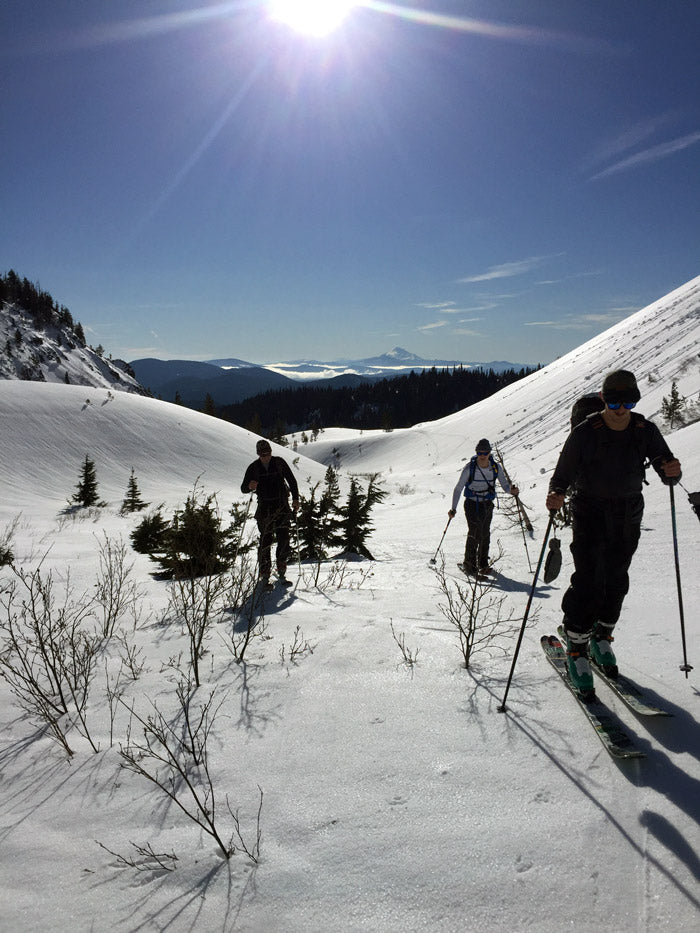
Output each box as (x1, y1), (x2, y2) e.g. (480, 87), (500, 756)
(1, 303), (144, 393)
(0, 277), (698, 933)
(0, 382), (327, 513)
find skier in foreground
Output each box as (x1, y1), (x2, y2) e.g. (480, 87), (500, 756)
(241, 439), (299, 588)
(545, 369), (681, 696)
(449, 438), (519, 578)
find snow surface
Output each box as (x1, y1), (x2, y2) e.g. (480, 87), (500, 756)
(0, 276), (699, 932)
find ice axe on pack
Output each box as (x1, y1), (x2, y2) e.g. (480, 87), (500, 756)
(494, 446), (534, 571)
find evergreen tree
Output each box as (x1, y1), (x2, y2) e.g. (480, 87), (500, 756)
(661, 380), (685, 429)
(121, 468), (149, 514)
(245, 412), (264, 436)
(203, 393), (216, 416)
(296, 482), (325, 560)
(337, 475), (386, 560)
(319, 466), (343, 550)
(131, 491), (235, 578)
(270, 417), (289, 446)
(72, 455), (103, 508)
(162, 492), (229, 577)
(131, 508), (170, 555)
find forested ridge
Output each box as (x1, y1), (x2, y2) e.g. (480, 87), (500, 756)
(219, 365), (538, 436)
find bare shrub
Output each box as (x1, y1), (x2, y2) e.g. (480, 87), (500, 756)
(279, 626), (316, 666)
(390, 620), (420, 672)
(96, 839), (178, 874)
(93, 533), (144, 640)
(298, 559), (374, 593)
(433, 557), (519, 670)
(0, 561), (100, 755)
(119, 684), (262, 862)
(167, 549), (261, 680)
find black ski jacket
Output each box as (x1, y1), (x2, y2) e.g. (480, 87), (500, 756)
(241, 456), (299, 513)
(549, 412), (678, 500)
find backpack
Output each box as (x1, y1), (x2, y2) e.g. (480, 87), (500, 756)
(570, 394), (604, 428)
(465, 454), (499, 500)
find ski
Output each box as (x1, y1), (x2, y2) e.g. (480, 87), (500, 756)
(556, 626), (671, 717)
(540, 635), (645, 760)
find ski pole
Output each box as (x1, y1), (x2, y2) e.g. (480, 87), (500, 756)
(669, 485), (693, 677)
(515, 496), (533, 572)
(429, 514), (453, 565)
(498, 511), (556, 713)
(294, 511), (303, 585)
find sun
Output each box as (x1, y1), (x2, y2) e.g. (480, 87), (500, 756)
(269, 0), (356, 37)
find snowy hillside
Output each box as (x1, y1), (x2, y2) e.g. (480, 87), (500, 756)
(1, 302), (144, 393)
(0, 277), (699, 932)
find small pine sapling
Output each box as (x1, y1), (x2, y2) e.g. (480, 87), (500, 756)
(121, 468), (149, 514)
(72, 454), (105, 508)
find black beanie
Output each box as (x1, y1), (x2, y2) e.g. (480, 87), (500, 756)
(601, 369), (641, 403)
(256, 439), (272, 455)
(476, 438), (491, 452)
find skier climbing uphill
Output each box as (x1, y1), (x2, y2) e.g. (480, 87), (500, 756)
(241, 439), (299, 589)
(449, 439), (518, 578)
(545, 369), (682, 697)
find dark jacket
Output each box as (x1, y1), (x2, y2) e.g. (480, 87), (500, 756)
(549, 412), (677, 500)
(241, 456), (299, 512)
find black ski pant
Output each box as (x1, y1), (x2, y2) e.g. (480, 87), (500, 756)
(463, 498), (494, 571)
(256, 503), (292, 578)
(561, 494), (643, 636)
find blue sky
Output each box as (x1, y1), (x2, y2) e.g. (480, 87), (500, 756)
(1, 1), (699, 366)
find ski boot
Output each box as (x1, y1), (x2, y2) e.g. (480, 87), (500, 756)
(276, 563), (292, 588)
(457, 561), (477, 577)
(590, 623), (618, 679)
(564, 628), (595, 700)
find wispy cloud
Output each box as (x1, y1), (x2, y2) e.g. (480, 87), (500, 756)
(458, 254), (560, 283)
(524, 309), (630, 330)
(417, 301), (497, 314)
(536, 270), (603, 286)
(583, 113), (680, 171)
(417, 321), (449, 332)
(417, 301), (457, 310)
(590, 130), (700, 180)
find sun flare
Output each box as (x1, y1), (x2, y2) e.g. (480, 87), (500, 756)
(269, 0), (356, 37)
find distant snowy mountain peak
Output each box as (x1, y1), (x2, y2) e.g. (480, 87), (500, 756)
(385, 346), (420, 361)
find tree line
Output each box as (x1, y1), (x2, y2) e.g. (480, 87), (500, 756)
(218, 365), (538, 436)
(1, 269), (87, 346)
